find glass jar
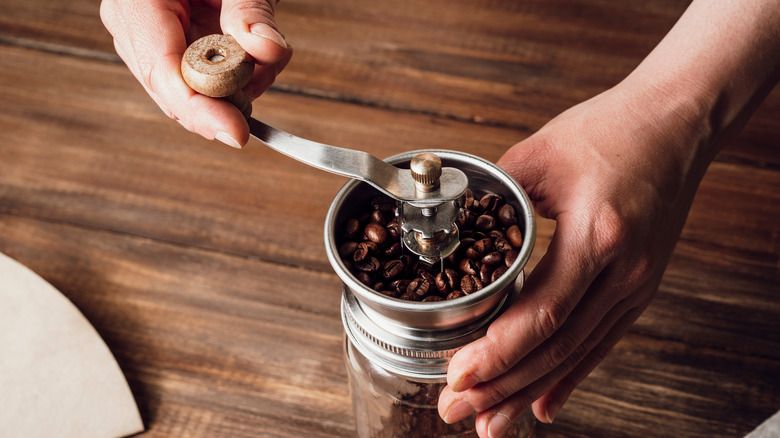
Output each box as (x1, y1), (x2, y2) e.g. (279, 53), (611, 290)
(344, 338), (535, 438)
(326, 150), (537, 438)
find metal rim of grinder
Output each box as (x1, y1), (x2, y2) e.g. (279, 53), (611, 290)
(326, 150), (536, 378)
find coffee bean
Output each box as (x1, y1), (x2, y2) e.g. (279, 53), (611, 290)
(482, 251), (504, 266)
(469, 238), (492, 259)
(391, 279), (411, 294)
(344, 218), (361, 240)
(355, 256), (380, 273)
(399, 291), (422, 301)
(498, 204), (517, 227)
(353, 241), (377, 262)
(460, 189), (474, 210)
(382, 259), (405, 279)
(339, 241), (359, 258)
(493, 238), (513, 254)
(384, 242), (402, 258)
(376, 289), (401, 298)
(504, 250), (518, 267)
(435, 272), (450, 294)
(443, 268), (459, 290)
(356, 271), (372, 286)
(507, 225), (523, 248)
(479, 263), (493, 285)
(461, 274), (483, 294)
(446, 290), (466, 300)
(407, 278), (432, 297)
(491, 266), (508, 283)
(364, 222), (388, 245)
(422, 295), (444, 302)
(476, 214), (497, 232)
(479, 193), (503, 213)
(370, 209), (387, 225)
(459, 258), (480, 276)
(386, 221), (401, 240)
(373, 282), (385, 291)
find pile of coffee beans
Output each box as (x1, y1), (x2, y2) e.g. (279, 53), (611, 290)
(339, 189), (523, 301)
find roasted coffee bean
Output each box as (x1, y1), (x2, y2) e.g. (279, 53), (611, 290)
(376, 289), (401, 299)
(476, 214), (497, 232)
(507, 224), (523, 248)
(391, 279), (411, 294)
(470, 238), (493, 258)
(407, 278), (432, 297)
(344, 218), (362, 240)
(422, 295), (444, 302)
(479, 193), (503, 213)
(370, 209), (387, 225)
(456, 209), (476, 229)
(384, 242), (402, 258)
(339, 241), (359, 258)
(488, 230), (505, 241)
(372, 196), (396, 214)
(386, 220), (402, 240)
(447, 290), (466, 300)
(353, 241), (378, 262)
(382, 259), (405, 279)
(399, 290), (422, 301)
(355, 256), (381, 273)
(479, 264), (493, 285)
(491, 266), (508, 283)
(461, 274), (483, 294)
(459, 258), (480, 276)
(498, 204), (517, 227)
(356, 271), (373, 286)
(418, 269), (436, 286)
(443, 268), (459, 290)
(482, 251), (504, 266)
(493, 238), (513, 254)
(434, 272), (450, 294)
(504, 250), (518, 267)
(373, 282), (385, 291)
(460, 189), (474, 210)
(364, 222), (388, 245)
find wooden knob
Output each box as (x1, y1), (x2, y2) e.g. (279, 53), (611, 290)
(181, 34), (254, 98)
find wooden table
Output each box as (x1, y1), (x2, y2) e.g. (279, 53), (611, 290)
(1, 1), (778, 437)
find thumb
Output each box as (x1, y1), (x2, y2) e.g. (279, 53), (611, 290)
(220, 0), (288, 64)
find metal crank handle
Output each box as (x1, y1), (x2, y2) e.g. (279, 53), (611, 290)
(181, 34), (467, 205)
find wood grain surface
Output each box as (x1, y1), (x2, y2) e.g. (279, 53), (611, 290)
(0, 1), (778, 437)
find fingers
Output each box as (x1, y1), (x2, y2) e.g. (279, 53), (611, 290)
(220, 0), (288, 62)
(445, 214), (604, 394)
(530, 302), (647, 425)
(101, 0), (292, 147)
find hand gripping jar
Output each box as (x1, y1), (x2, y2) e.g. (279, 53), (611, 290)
(325, 150), (536, 438)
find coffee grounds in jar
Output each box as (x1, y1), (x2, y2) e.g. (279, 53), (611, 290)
(339, 189), (523, 301)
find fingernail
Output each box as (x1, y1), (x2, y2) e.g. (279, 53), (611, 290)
(250, 23), (287, 49)
(545, 401), (560, 424)
(453, 373), (479, 392)
(443, 400), (475, 424)
(215, 131), (241, 149)
(488, 412), (512, 438)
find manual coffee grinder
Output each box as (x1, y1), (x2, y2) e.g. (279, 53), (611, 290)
(183, 35), (537, 438)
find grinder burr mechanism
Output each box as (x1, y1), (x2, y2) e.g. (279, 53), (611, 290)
(182, 34), (469, 265)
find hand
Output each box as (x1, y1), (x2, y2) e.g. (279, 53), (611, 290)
(437, 80), (715, 437)
(100, 0), (292, 148)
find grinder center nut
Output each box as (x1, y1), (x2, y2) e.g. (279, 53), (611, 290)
(410, 153), (443, 192)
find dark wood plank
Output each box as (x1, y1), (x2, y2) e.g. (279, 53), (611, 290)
(1, 0), (777, 167)
(2, 215), (778, 438)
(0, 215), (353, 438)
